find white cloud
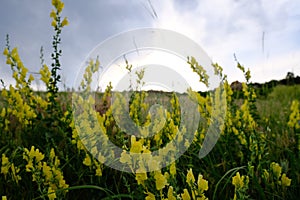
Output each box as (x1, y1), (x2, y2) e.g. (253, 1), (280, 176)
(149, 0), (300, 84)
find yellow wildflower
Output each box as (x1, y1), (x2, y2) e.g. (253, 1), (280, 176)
(52, 0), (64, 13)
(11, 47), (18, 57)
(169, 162), (176, 176)
(281, 173), (291, 187)
(270, 162), (282, 179)
(262, 169), (269, 182)
(181, 189), (191, 200)
(145, 191), (156, 200)
(25, 160), (34, 172)
(50, 9), (56, 18)
(232, 172), (244, 189)
(42, 162), (52, 181)
(130, 136), (143, 153)
(24, 146), (44, 164)
(11, 163), (21, 184)
(48, 187), (57, 200)
(6, 57), (12, 65)
(197, 174), (208, 191)
(167, 186), (176, 200)
(120, 150), (131, 165)
(154, 171), (168, 190)
(49, 148), (55, 161)
(61, 17), (69, 27)
(1, 154), (10, 176)
(51, 19), (57, 27)
(135, 172), (147, 186)
(94, 160), (102, 177)
(28, 74), (34, 82)
(3, 48), (9, 56)
(83, 154), (92, 166)
(186, 168), (195, 187)
(2, 196), (7, 200)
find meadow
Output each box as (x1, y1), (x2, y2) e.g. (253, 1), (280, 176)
(1, 0), (300, 199)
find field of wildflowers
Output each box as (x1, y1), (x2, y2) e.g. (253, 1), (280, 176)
(1, 0), (299, 199)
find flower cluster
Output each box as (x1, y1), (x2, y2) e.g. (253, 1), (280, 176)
(1, 154), (21, 183)
(50, 0), (68, 28)
(288, 100), (300, 129)
(262, 162), (291, 188)
(23, 146), (69, 199)
(232, 172), (249, 200)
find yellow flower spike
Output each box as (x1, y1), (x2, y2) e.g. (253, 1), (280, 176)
(281, 173), (291, 187)
(61, 17), (69, 27)
(1, 154), (10, 176)
(181, 189), (191, 200)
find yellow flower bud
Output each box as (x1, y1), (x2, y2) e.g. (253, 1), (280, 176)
(61, 17), (69, 27)
(6, 58), (12, 65)
(3, 48), (9, 56)
(83, 154), (92, 166)
(28, 74), (34, 82)
(51, 19), (57, 27)
(57, 2), (64, 13)
(50, 9), (56, 18)
(11, 47), (17, 57)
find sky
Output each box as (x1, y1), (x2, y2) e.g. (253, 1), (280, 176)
(0, 0), (299, 92)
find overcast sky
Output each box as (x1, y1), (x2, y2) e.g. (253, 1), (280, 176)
(0, 0), (299, 91)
